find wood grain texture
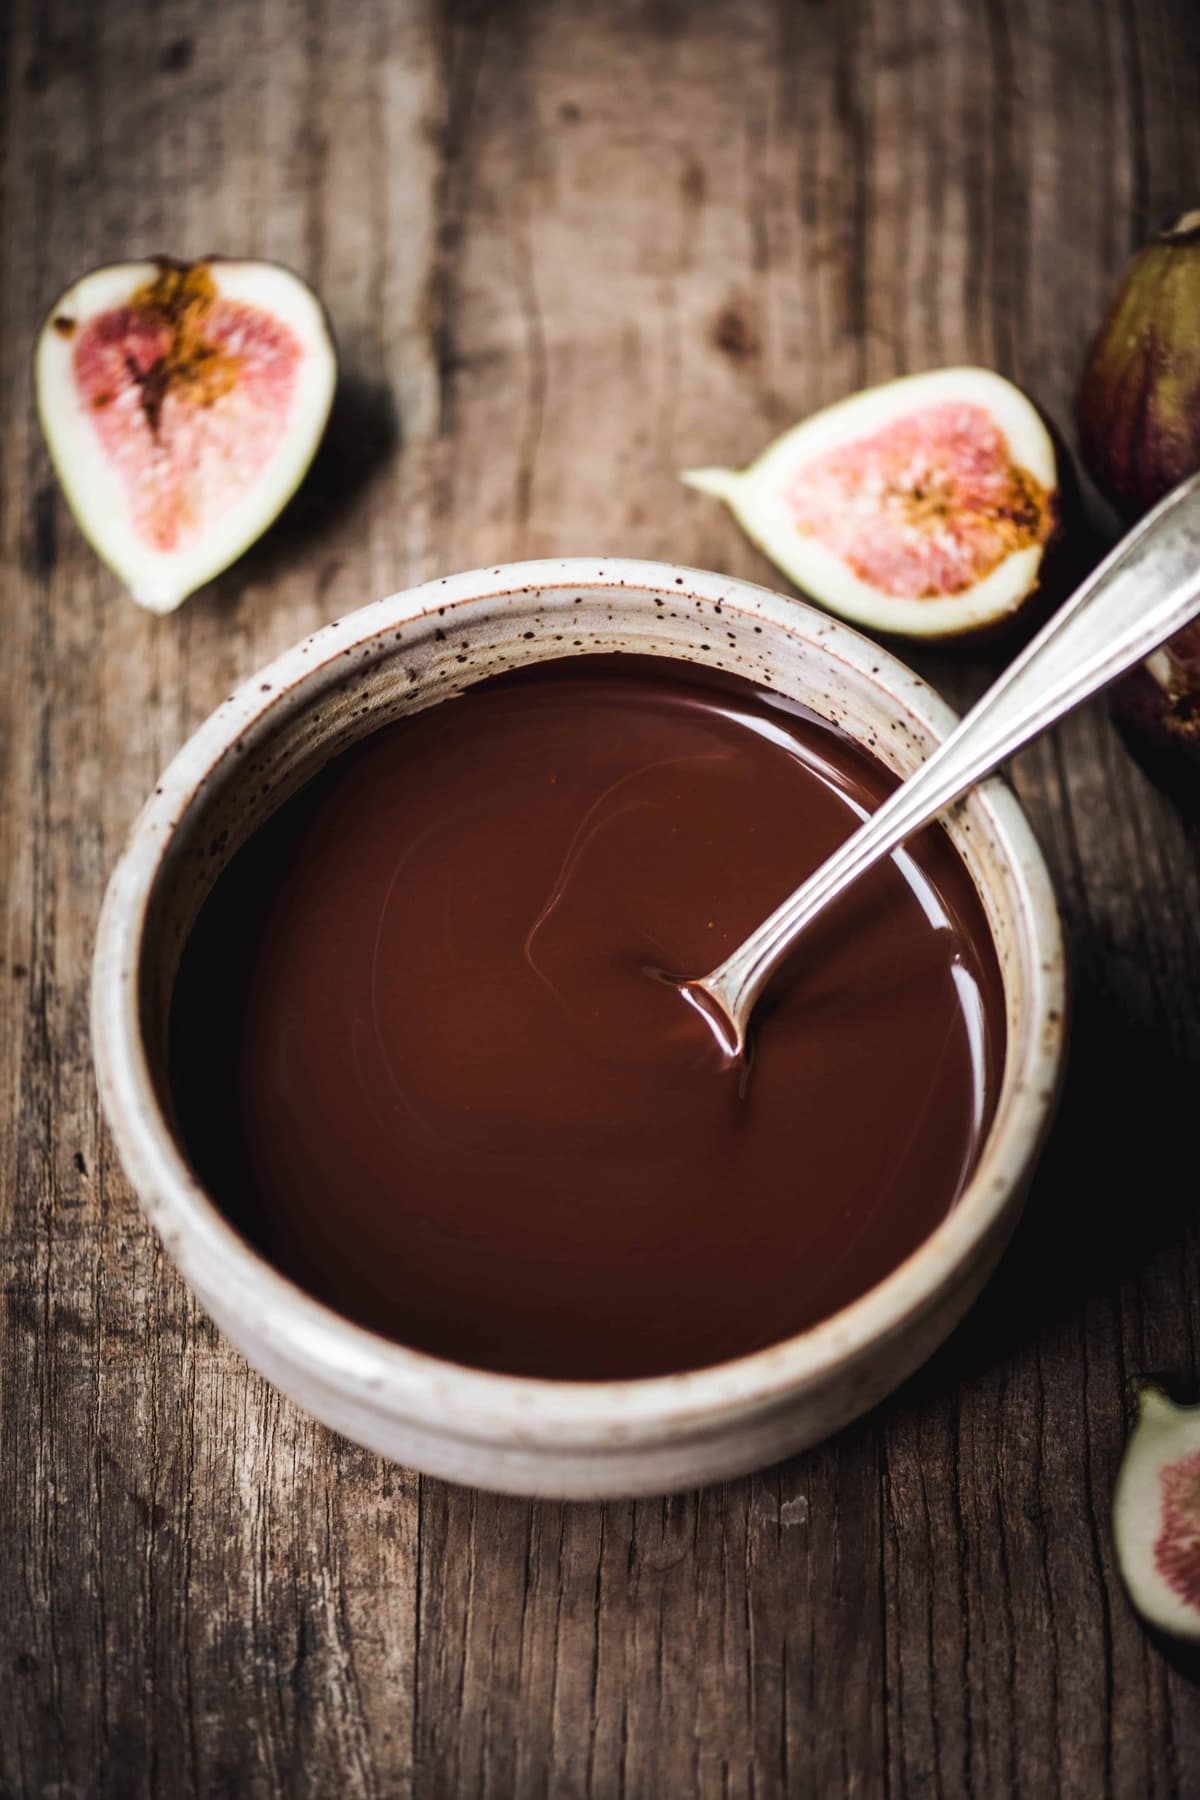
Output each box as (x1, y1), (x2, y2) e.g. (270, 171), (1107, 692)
(2, 0), (1200, 1793)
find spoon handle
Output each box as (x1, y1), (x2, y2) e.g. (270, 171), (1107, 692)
(701, 470), (1200, 1050)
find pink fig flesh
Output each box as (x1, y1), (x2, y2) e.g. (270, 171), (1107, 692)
(784, 401), (1056, 600)
(36, 257), (336, 612)
(682, 367), (1061, 641)
(1155, 1449), (1200, 1612)
(72, 263), (303, 555)
(1113, 1382), (1200, 1641)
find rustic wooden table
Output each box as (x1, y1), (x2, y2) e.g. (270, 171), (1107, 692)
(4, 1), (1200, 1793)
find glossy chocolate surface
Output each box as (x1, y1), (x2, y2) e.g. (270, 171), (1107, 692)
(170, 655), (1005, 1380)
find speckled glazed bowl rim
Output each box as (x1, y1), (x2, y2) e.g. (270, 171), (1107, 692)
(92, 557), (1066, 1451)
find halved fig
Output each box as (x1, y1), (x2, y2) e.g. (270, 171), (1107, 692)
(36, 258), (336, 613)
(682, 368), (1061, 641)
(1113, 1381), (1200, 1641)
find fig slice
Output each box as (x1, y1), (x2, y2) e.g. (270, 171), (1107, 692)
(36, 258), (336, 613)
(682, 367), (1060, 641)
(1113, 1381), (1200, 1641)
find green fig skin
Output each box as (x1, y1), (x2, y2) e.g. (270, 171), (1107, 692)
(1077, 211), (1200, 519)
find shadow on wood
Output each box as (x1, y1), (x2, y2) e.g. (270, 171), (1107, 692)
(890, 936), (1199, 1405)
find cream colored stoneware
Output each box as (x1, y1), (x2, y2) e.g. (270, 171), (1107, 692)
(92, 558), (1066, 1498)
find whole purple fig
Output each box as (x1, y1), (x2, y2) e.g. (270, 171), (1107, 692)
(1079, 213), (1200, 796)
(1110, 619), (1200, 805)
(1077, 211), (1200, 518)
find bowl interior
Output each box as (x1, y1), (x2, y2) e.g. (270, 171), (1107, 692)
(103, 559), (1064, 1427)
(140, 568), (1037, 1088)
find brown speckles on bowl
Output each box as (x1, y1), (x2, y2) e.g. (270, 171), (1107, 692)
(90, 557), (1065, 1499)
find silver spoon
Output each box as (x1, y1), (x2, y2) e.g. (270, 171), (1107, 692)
(685, 470), (1200, 1058)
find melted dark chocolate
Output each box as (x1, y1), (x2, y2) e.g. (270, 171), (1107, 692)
(170, 655), (1005, 1380)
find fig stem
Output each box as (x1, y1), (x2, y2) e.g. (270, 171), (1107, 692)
(679, 466), (741, 500)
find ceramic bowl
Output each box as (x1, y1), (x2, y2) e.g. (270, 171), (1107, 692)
(92, 558), (1066, 1497)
